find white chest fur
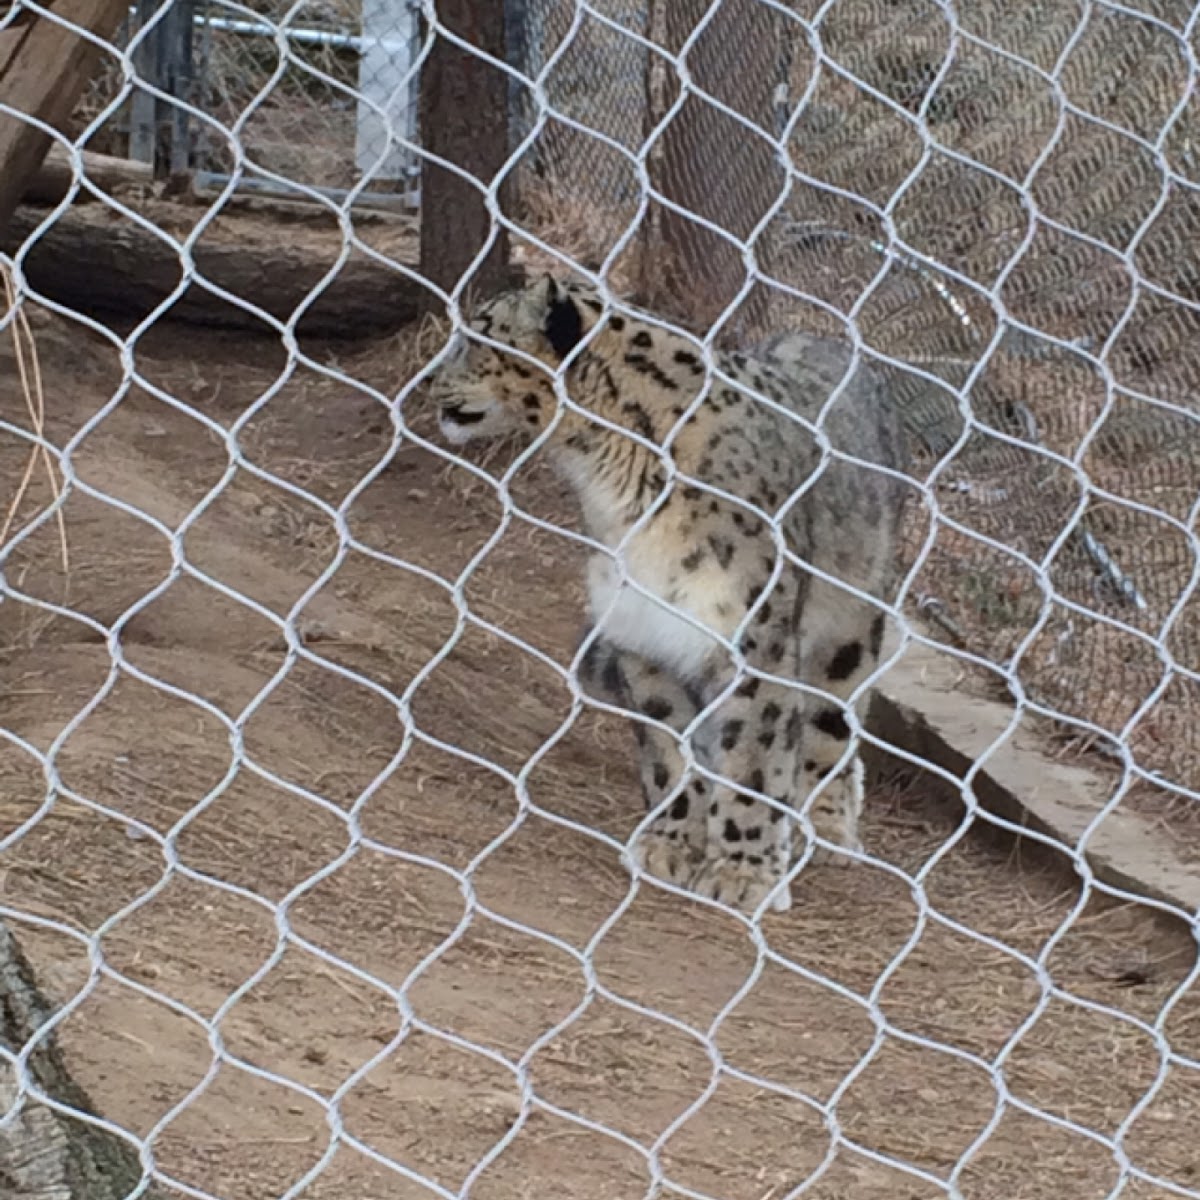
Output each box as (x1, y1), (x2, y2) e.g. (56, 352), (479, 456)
(586, 545), (738, 683)
(566, 457), (742, 682)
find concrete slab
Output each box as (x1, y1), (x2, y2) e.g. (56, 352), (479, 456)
(866, 635), (1200, 919)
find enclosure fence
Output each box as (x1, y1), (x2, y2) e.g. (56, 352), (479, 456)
(2, 0), (1200, 1195)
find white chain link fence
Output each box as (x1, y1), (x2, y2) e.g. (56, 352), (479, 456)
(2, 0), (1200, 1195)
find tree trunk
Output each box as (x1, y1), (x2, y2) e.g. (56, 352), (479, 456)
(417, 0), (514, 313)
(2, 205), (424, 339)
(643, 0), (787, 339)
(0, 923), (145, 1198)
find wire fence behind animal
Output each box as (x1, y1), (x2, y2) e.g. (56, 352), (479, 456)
(514, 0), (1200, 795)
(3, 0), (1200, 1194)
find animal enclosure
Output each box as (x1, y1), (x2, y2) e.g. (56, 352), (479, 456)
(1, 0), (1199, 1197)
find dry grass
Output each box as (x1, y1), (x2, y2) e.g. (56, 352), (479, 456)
(0, 261), (69, 574)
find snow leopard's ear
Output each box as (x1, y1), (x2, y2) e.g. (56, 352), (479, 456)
(539, 275), (584, 359)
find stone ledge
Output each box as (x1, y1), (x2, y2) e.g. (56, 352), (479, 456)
(866, 636), (1200, 918)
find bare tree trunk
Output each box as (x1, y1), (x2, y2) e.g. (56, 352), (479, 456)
(0, 924), (145, 1198)
(643, 0), (787, 339)
(418, 0), (514, 313)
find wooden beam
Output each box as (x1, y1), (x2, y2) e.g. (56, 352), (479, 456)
(0, 0), (130, 233)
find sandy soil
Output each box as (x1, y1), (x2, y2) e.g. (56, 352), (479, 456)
(1, 302), (1199, 1200)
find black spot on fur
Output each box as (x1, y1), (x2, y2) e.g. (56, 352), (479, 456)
(644, 696), (674, 722)
(669, 793), (689, 821)
(631, 329), (653, 348)
(544, 289), (583, 358)
(827, 640), (863, 682)
(761, 701), (782, 725)
(681, 548), (706, 571)
(523, 393), (541, 411)
(767, 641), (786, 663)
(609, 315), (625, 331)
(600, 654), (623, 699)
(745, 826), (762, 842)
(784, 709), (802, 751)
(621, 401), (655, 440)
(870, 613), (885, 657)
(721, 720), (744, 751)
(813, 707), (851, 740)
(748, 769), (765, 794)
(653, 763), (670, 790)
(757, 730), (776, 749)
(723, 818), (743, 843)
(708, 537), (735, 570)
(624, 352), (680, 390)
(736, 676), (760, 699)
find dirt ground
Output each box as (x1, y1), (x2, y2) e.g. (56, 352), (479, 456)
(2, 302), (1200, 1200)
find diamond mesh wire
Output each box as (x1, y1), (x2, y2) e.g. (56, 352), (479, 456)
(2, 0), (1200, 1195)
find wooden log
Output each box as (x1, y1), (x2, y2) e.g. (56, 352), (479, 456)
(0, 0), (131, 232)
(22, 144), (154, 205)
(2, 204), (425, 338)
(0, 924), (145, 1198)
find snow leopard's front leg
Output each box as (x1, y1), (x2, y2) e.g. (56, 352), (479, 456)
(686, 674), (797, 915)
(576, 630), (709, 888)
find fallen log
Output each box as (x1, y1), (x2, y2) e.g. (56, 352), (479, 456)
(1, 203), (426, 339)
(22, 143), (154, 205)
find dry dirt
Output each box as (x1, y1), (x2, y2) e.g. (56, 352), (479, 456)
(2, 302), (1200, 1200)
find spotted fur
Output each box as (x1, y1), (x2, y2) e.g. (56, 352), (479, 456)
(432, 274), (908, 914)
